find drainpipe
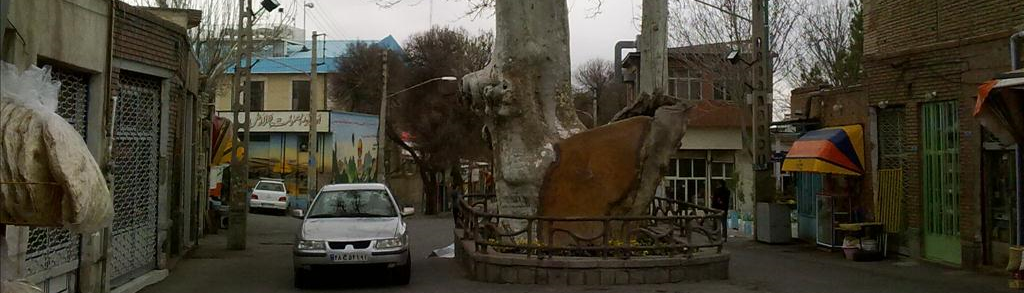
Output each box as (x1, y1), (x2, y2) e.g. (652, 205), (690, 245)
(614, 40), (636, 80)
(1011, 30), (1023, 71)
(1018, 143), (1023, 246)
(1012, 30), (1024, 246)
(0, 0), (9, 59)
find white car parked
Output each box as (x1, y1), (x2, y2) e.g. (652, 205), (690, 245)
(249, 179), (289, 213)
(292, 183), (414, 288)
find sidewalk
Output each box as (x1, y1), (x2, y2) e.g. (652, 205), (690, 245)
(726, 234), (1014, 293)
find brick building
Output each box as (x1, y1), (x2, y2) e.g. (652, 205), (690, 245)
(778, 0), (1023, 269)
(620, 42), (755, 233)
(826, 0), (1024, 268)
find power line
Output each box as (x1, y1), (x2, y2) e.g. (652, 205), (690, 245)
(305, 4), (341, 40)
(304, 6), (336, 38)
(309, 0), (348, 39)
(299, 0), (341, 39)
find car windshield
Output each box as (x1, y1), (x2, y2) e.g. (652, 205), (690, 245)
(255, 182), (285, 192)
(307, 189), (396, 218)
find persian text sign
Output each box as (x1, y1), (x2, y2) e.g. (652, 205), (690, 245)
(216, 111), (330, 132)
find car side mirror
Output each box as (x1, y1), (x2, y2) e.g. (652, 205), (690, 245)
(401, 207), (415, 217)
(290, 209), (304, 219)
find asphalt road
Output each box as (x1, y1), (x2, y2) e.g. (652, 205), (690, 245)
(141, 213), (1011, 293)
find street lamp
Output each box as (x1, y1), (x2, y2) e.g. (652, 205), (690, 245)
(387, 76), (458, 99)
(376, 76), (459, 183)
(302, 2), (314, 41)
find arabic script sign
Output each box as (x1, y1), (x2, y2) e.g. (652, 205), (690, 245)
(216, 111), (330, 132)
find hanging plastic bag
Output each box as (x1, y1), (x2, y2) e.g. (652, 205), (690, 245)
(0, 62), (112, 233)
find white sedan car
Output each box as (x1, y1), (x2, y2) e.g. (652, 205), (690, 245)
(292, 183), (414, 288)
(249, 180), (289, 213)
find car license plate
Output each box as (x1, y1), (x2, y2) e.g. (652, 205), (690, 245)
(329, 252), (368, 262)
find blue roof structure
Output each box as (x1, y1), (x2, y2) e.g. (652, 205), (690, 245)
(287, 40), (364, 58)
(228, 35), (403, 74)
(247, 57), (339, 74)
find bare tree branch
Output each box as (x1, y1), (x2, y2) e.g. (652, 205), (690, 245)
(135, 0), (297, 101)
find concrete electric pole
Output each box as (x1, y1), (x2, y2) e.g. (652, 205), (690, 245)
(751, 0), (774, 202)
(307, 31), (319, 199)
(229, 0), (255, 250)
(376, 50), (389, 183)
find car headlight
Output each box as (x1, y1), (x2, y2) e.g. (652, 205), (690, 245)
(296, 240), (325, 251)
(374, 234), (407, 249)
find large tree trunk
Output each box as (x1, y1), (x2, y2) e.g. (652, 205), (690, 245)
(612, 0), (693, 215)
(612, 0), (674, 121)
(462, 0), (585, 232)
(638, 0), (669, 98)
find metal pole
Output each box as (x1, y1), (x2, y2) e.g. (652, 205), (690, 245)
(376, 50), (388, 183)
(592, 94), (599, 127)
(1016, 145), (1023, 245)
(1012, 31), (1024, 246)
(307, 31), (319, 199)
(228, 0), (254, 250)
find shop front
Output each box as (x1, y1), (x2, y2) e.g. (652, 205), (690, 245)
(783, 125), (883, 259)
(975, 69), (1024, 274)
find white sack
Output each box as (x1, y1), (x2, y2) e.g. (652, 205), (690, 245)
(0, 62), (112, 233)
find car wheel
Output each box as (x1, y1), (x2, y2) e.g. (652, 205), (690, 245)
(294, 268), (311, 289)
(393, 255), (411, 285)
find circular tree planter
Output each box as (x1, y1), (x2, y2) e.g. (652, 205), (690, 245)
(454, 195), (731, 285)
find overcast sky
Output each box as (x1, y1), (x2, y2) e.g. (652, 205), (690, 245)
(289, 0), (643, 69)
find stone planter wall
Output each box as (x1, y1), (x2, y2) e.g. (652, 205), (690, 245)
(456, 240), (730, 285)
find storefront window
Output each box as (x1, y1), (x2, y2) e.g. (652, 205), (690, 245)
(663, 154), (734, 207)
(986, 151), (1017, 244)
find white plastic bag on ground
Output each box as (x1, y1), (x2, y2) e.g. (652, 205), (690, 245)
(0, 62), (112, 233)
(429, 243), (456, 258)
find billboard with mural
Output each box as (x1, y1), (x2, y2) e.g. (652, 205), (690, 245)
(331, 112), (379, 183)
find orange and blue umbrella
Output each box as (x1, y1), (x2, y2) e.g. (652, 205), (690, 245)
(782, 125), (865, 176)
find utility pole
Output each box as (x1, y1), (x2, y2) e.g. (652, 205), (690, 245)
(375, 50), (389, 183)
(751, 0), (774, 203)
(229, 0), (255, 250)
(307, 31), (319, 199)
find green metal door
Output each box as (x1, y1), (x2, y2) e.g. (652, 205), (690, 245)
(921, 101), (961, 264)
(795, 173), (823, 242)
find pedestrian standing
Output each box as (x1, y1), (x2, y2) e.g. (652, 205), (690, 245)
(712, 180), (731, 240)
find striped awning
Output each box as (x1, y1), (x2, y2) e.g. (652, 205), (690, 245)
(974, 70), (1024, 145)
(782, 125), (865, 176)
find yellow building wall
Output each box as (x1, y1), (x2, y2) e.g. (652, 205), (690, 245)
(215, 73), (330, 111)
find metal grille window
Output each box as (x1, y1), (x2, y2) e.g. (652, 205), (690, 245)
(877, 108), (906, 171)
(24, 67), (89, 282)
(109, 72), (162, 284)
(877, 107), (908, 236)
